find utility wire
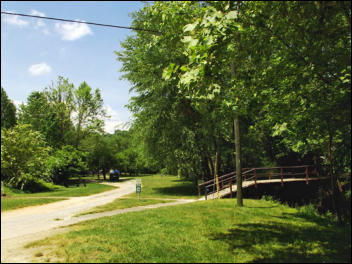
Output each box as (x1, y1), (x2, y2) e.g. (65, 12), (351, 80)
(1, 11), (161, 34)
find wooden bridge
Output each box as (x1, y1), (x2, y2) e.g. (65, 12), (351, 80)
(198, 165), (329, 200)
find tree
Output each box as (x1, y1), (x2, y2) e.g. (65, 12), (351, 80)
(44, 76), (76, 147)
(18, 91), (63, 148)
(1, 87), (17, 129)
(1, 124), (51, 190)
(73, 81), (106, 149)
(47, 145), (88, 186)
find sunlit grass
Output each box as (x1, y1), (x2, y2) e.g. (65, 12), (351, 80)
(75, 198), (174, 216)
(1, 183), (117, 212)
(26, 199), (351, 263)
(1, 197), (67, 212)
(125, 174), (199, 199)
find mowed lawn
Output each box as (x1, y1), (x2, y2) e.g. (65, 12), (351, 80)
(1, 183), (117, 212)
(75, 174), (199, 216)
(27, 199), (351, 263)
(125, 174), (199, 199)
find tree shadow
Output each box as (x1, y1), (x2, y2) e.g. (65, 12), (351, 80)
(152, 185), (198, 197)
(208, 218), (351, 263)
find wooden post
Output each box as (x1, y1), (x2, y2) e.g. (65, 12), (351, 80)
(198, 185), (201, 199)
(216, 175), (220, 199)
(268, 170), (271, 180)
(281, 168), (284, 187)
(205, 188), (208, 200)
(230, 178), (233, 198)
(305, 166), (309, 184)
(254, 169), (257, 188)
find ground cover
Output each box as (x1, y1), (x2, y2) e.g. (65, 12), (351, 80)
(74, 174), (195, 215)
(1, 197), (67, 212)
(1, 183), (117, 212)
(124, 174), (199, 199)
(75, 198), (175, 216)
(26, 198), (351, 263)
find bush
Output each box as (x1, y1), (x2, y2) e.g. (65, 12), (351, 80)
(1, 124), (51, 191)
(47, 145), (88, 186)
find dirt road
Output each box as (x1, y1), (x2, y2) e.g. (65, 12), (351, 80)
(1, 179), (197, 263)
(1, 179), (136, 262)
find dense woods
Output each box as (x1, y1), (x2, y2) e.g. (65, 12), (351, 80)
(1, 1), (350, 221)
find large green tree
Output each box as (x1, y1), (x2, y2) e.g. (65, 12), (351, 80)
(73, 81), (106, 149)
(1, 87), (17, 129)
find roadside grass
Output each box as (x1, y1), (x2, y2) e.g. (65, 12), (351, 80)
(74, 174), (195, 215)
(26, 199), (351, 263)
(1, 197), (67, 212)
(2, 182), (117, 198)
(75, 198), (175, 216)
(1, 183), (117, 212)
(124, 174), (199, 199)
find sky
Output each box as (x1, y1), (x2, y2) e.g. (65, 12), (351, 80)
(1, 1), (147, 133)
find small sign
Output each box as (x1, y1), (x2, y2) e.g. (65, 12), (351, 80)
(136, 184), (141, 193)
(136, 178), (142, 200)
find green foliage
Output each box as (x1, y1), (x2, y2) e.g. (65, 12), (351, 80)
(1, 87), (17, 129)
(18, 91), (65, 148)
(47, 145), (88, 186)
(74, 81), (106, 148)
(1, 124), (51, 191)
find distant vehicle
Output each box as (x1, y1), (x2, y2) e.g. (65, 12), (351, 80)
(109, 169), (120, 181)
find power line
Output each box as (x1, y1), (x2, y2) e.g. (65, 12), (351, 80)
(1, 11), (161, 34)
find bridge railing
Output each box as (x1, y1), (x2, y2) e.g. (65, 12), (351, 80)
(198, 165), (317, 199)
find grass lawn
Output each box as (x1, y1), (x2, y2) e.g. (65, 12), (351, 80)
(75, 198), (175, 216)
(1, 197), (67, 212)
(125, 174), (199, 199)
(26, 199), (351, 263)
(74, 174), (198, 215)
(1, 183), (117, 212)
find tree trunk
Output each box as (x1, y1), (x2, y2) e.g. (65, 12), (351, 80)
(234, 117), (243, 207)
(328, 128), (343, 224)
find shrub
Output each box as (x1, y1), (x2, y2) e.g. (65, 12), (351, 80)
(1, 124), (51, 191)
(47, 145), (88, 186)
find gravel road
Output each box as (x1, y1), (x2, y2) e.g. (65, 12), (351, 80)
(1, 179), (197, 263)
(1, 179), (136, 262)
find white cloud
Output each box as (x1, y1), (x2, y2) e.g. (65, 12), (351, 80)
(55, 20), (92, 41)
(2, 11), (29, 27)
(104, 105), (129, 133)
(28, 62), (52, 76)
(30, 10), (46, 27)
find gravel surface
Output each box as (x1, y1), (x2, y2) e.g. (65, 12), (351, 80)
(1, 179), (136, 263)
(1, 179), (197, 263)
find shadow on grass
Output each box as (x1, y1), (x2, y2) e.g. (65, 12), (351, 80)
(153, 184), (198, 197)
(208, 216), (351, 263)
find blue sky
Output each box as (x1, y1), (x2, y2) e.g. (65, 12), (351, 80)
(1, 1), (146, 133)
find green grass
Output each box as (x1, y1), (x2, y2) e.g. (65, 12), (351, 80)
(26, 199), (351, 263)
(125, 174), (199, 199)
(75, 198), (175, 216)
(1, 183), (117, 212)
(74, 174), (196, 215)
(1, 197), (67, 212)
(2, 182), (117, 198)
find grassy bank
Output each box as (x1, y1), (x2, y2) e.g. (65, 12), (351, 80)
(1, 183), (117, 212)
(27, 199), (351, 263)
